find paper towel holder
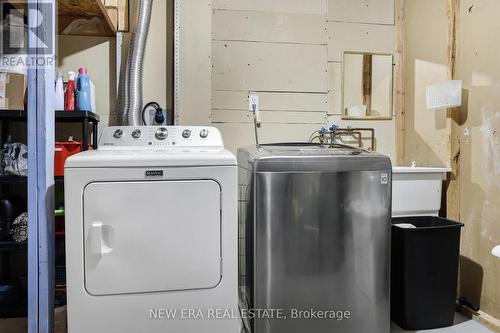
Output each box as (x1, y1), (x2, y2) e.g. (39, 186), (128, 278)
(426, 80), (462, 110)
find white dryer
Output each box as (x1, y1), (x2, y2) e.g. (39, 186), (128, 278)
(64, 126), (238, 333)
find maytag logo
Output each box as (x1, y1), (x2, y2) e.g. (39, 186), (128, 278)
(146, 170), (163, 177)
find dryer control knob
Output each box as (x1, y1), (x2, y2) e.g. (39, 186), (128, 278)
(131, 129), (142, 139)
(200, 129), (209, 138)
(182, 129), (191, 138)
(113, 129), (123, 139)
(155, 127), (168, 140)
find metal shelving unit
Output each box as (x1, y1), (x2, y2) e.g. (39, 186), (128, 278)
(0, 241), (27, 251)
(0, 176), (27, 184)
(0, 110), (99, 320)
(0, 110), (100, 150)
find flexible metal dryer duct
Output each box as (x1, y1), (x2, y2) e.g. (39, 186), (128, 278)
(118, 0), (153, 125)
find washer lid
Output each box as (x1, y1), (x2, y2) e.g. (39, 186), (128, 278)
(238, 143), (391, 172)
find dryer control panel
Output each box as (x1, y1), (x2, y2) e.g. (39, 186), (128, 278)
(99, 126), (224, 149)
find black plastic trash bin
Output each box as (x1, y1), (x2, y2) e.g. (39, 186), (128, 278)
(391, 216), (464, 330)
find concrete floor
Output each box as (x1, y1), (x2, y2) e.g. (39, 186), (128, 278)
(391, 313), (494, 333)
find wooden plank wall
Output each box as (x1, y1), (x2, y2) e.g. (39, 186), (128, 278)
(211, 0), (328, 153)
(177, 0), (212, 125)
(210, 0), (397, 157)
(326, 0), (396, 159)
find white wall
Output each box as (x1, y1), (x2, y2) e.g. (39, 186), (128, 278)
(458, 0), (500, 320)
(403, 0), (450, 167)
(209, 0), (397, 159)
(123, 0), (172, 118)
(142, 0), (170, 111)
(57, 36), (116, 139)
(176, 0), (212, 125)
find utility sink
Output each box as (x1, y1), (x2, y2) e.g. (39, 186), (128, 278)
(392, 167), (451, 217)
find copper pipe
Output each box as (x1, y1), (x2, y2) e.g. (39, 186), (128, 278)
(334, 127), (375, 150)
(310, 127), (375, 151)
(332, 131), (363, 148)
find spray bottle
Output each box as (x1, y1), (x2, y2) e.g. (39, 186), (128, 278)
(65, 71), (76, 111)
(55, 72), (64, 111)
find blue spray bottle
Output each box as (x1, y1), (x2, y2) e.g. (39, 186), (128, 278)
(76, 68), (92, 112)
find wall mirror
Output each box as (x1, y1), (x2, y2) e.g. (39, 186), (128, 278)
(342, 51), (394, 120)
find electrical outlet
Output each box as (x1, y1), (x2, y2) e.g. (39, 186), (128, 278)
(248, 94), (260, 123)
(248, 94), (259, 112)
(148, 109), (168, 125)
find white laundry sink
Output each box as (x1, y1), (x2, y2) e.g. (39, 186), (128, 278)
(392, 167), (451, 217)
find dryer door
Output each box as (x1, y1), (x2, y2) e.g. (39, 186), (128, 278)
(83, 180), (222, 296)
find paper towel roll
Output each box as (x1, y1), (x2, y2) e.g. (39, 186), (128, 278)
(347, 105), (367, 117)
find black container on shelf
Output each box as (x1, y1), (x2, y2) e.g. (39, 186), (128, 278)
(391, 216), (464, 330)
(0, 283), (19, 306)
(0, 195), (26, 240)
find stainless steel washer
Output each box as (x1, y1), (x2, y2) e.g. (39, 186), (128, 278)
(238, 144), (392, 333)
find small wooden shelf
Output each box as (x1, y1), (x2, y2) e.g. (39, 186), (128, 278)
(58, 0), (129, 37)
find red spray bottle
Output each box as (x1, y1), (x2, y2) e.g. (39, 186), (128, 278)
(64, 71), (76, 111)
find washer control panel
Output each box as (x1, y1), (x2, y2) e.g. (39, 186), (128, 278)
(99, 126), (224, 149)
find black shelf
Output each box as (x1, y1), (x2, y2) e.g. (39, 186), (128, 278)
(0, 111), (99, 321)
(0, 176), (64, 184)
(56, 110), (100, 122)
(0, 110), (100, 122)
(0, 110), (100, 150)
(0, 301), (27, 319)
(0, 110), (25, 120)
(0, 176), (27, 184)
(0, 241), (27, 251)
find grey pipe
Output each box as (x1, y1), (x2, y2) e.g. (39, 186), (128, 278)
(118, 0), (153, 125)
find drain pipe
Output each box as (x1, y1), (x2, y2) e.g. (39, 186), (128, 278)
(118, 0), (154, 125)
